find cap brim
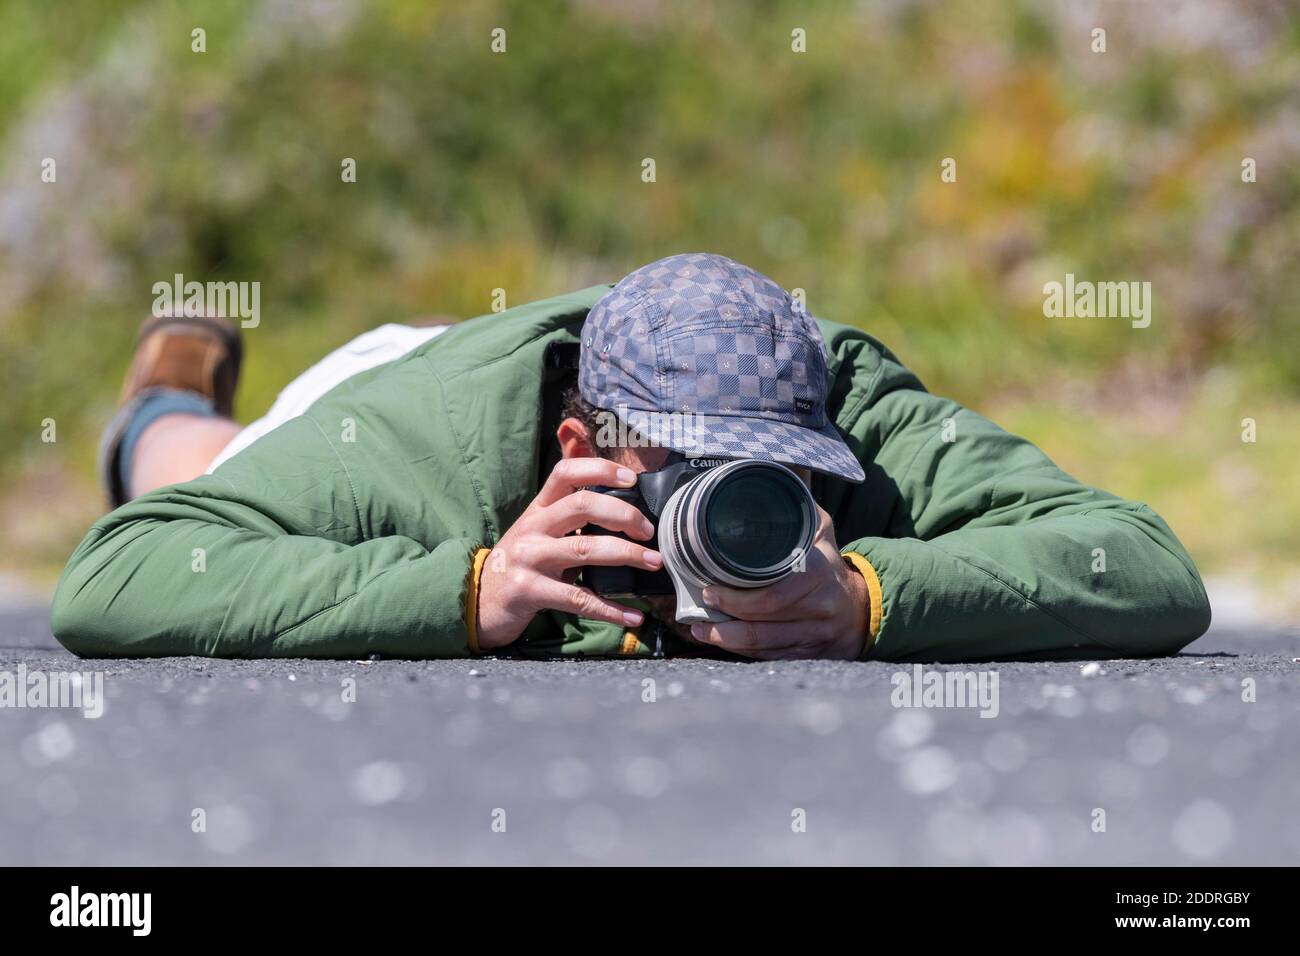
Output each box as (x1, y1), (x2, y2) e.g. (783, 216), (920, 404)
(621, 410), (866, 483)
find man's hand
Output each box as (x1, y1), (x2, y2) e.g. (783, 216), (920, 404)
(475, 458), (661, 650)
(688, 505), (868, 660)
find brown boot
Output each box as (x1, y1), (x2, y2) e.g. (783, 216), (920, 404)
(118, 314), (243, 416)
(99, 315), (243, 508)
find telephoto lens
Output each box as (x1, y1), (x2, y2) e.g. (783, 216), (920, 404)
(658, 459), (817, 623)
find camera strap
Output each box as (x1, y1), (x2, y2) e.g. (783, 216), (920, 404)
(649, 618), (666, 658)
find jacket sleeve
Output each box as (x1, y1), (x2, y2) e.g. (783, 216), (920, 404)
(830, 383), (1211, 663)
(51, 398), (484, 659)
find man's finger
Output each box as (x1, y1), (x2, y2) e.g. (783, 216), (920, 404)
(701, 569), (819, 620)
(688, 619), (818, 659)
(541, 489), (655, 540)
(535, 579), (644, 629)
(533, 533), (662, 573)
(535, 458), (637, 507)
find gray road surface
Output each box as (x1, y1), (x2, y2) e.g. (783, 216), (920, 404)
(1, 589), (1296, 865)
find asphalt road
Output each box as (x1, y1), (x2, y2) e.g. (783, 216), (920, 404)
(1, 590), (1297, 865)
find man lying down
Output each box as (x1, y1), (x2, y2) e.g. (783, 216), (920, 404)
(51, 253), (1211, 661)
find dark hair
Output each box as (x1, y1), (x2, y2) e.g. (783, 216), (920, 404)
(559, 383), (624, 459)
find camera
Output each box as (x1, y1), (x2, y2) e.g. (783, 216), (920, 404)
(582, 455), (817, 624)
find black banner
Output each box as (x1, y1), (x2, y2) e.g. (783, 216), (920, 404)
(0, 866), (1284, 940)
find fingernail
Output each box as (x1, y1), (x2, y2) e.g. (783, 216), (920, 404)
(701, 588), (716, 607)
(623, 610), (643, 627)
(616, 467), (636, 486)
(643, 551), (662, 568)
(690, 624), (706, 640)
(641, 520), (655, 539)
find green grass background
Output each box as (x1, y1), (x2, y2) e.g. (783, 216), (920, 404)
(1, 0), (1297, 599)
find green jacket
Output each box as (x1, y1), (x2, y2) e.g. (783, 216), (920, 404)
(51, 286), (1211, 661)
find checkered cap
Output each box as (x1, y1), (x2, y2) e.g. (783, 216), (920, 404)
(579, 252), (865, 482)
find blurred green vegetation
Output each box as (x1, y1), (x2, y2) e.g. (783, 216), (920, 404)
(1, 0), (1297, 588)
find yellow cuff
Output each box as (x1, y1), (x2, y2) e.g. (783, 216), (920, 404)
(465, 547), (491, 654)
(620, 630), (642, 656)
(841, 551), (883, 657)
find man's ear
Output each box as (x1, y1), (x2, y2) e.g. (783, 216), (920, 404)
(556, 416), (596, 459)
